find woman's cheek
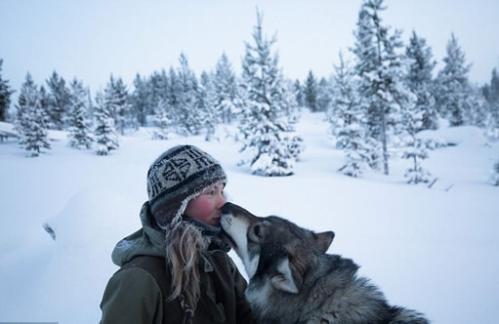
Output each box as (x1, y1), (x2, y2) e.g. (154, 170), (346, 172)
(188, 196), (215, 221)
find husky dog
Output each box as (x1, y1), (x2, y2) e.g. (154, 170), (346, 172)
(220, 202), (429, 324)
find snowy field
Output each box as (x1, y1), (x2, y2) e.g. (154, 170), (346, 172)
(1, 111), (498, 323)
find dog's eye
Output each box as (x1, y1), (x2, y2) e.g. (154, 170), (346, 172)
(253, 224), (261, 237)
(249, 223), (264, 242)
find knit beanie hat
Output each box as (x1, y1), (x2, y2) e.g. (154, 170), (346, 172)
(147, 145), (227, 228)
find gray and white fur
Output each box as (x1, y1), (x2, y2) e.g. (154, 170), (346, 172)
(220, 202), (429, 324)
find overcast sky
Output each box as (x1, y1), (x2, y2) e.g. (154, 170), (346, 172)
(1, 0), (498, 94)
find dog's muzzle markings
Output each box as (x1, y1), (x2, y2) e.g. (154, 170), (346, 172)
(219, 202), (429, 324)
(221, 203), (260, 279)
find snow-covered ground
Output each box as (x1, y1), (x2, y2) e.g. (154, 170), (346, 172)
(1, 111), (498, 323)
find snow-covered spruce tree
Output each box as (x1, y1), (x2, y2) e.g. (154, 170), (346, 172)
(328, 53), (371, 177)
(465, 85), (488, 127)
(38, 85), (51, 119)
(152, 97), (172, 140)
(435, 34), (472, 126)
(275, 79), (304, 161)
(214, 53), (238, 124)
(149, 70), (168, 117)
(104, 75), (133, 135)
(0, 59), (14, 122)
(94, 92), (119, 155)
(405, 31), (438, 131)
(483, 68), (499, 138)
(166, 67), (181, 129)
(400, 92), (433, 184)
(282, 79), (302, 127)
(177, 53), (202, 135)
(351, 0), (411, 175)
(490, 69), (499, 125)
(67, 79), (93, 149)
(328, 53), (352, 148)
(131, 73), (152, 127)
(15, 73), (51, 157)
(304, 70), (318, 112)
(293, 79), (305, 108)
(316, 77), (333, 113)
(46, 71), (71, 130)
(490, 161), (499, 186)
(199, 71), (218, 141)
(239, 11), (302, 176)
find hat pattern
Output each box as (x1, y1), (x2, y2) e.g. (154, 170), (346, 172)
(147, 145), (227, 226)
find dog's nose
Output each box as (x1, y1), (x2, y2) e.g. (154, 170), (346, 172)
(221, 202), (235, 214)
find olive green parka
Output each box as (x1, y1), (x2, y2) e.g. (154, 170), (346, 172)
(99, 202), (255, 324)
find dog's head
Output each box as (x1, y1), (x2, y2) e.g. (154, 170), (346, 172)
(220, 202), (335, 295)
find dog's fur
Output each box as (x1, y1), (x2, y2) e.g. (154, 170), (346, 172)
(220, 202), (429, 324)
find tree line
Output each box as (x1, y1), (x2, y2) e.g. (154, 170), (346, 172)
(0, 0), (498, 185)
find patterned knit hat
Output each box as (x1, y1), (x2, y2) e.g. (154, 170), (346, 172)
(147, 145), (227, 228)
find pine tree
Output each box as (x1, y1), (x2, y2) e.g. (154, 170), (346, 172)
(149, 70), (168, 116)
(293, 79), (305, 108)
(464, 85), (488, 127)
(38, 85), (51, 118)
(282, 79), (301, 127)
(282, 80), (304, 161)
(46, 71), (71, 130)
(483, 68), (499, 135)
(400, 91), (433, 184)
(199, 71), (218, 141)
(304, 71), (318, 112)
(316, 77), (333, 112)
(214, 53), (238, 124)
(94, 92), (119, 155)
(490, 161), (499, 186)
(152, 97), (172, 140)
(0, 59), (14, 122)
(405, 31), (438, 130)
(239, 11), (302, 176)
(167, 67), (181, 129)
(67, 79), (93, 149)
(490, 69), (499, 107)
(435, 34), (472, 126)
(15, 73), (51, 157)
(329, 54), (372, 177)
(329, 53), (358, 147)
(131, 73), (152, 127)
(177, 53), (202, 135)
(351, 0), (412, 175)
(104, 75), (133, 135)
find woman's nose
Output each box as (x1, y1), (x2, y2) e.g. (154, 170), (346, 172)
(216, 192), (226, 208)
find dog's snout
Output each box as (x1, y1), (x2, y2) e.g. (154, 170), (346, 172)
(221, 214), (232, 227)
(221, 202), (236, 215)
(221, 202), (260, 223)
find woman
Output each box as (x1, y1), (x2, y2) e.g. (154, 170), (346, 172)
(100, 145), (254, 324)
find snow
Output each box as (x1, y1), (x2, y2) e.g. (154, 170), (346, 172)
(0, 121), (18, 141)
(0, 121), (16, 133)
(1, 111), (498, 323)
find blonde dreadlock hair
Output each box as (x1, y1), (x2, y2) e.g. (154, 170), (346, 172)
(146, 145), (227, 318)
(165, 221), (208, 316)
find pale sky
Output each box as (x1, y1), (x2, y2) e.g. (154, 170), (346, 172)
(1, 0), (498, 94)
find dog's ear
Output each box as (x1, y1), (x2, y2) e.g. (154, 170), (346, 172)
(271, 256), (302, 294)
(248, 221), (268, 242)
(314, 231), (335, 253)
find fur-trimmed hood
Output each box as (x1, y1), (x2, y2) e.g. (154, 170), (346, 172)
(111, 201), (230, 267)
(111, 202), (165, 267)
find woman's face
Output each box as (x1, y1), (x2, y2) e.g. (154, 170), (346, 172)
(184, 181), (226, 226)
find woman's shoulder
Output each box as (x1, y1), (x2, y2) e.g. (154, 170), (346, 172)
(119, 255), (171, 290)
(110, 265), (161, 291)
(100, 259), (164, 323)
